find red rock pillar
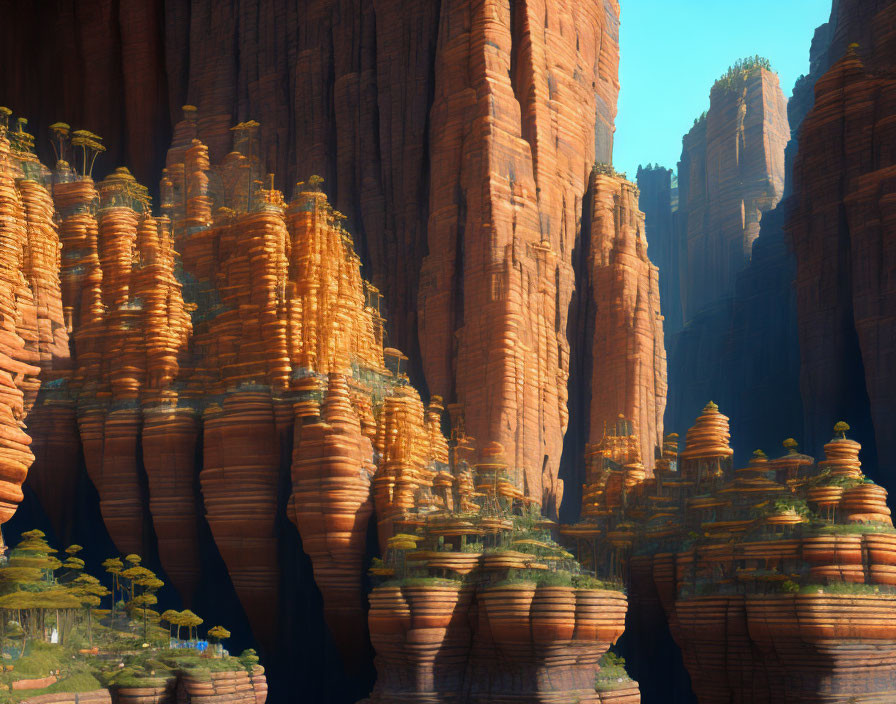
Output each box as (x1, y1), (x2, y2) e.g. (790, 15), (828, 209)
(587, 172), (666, 472)
(142, 406), (201, 601)
(289, 373), (375, 668)
(0, 135), (41, 525)
(98, 408), (145, 556)
(201, 391), (280, 648)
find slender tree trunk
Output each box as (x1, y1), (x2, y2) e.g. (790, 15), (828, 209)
(88, 608), (93, 648)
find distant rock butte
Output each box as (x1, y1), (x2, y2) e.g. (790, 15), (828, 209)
(678, 66), (789, 324)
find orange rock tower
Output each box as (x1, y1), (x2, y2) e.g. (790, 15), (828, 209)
(0, 118), (67, 534)
(20, 110), (462, 663)
(789, 18), (896, 470)
(418, 0), (622, 510)
(562, 403), (896, 703)
(586, 169), (666, 473)
(678, 62), (789, 323)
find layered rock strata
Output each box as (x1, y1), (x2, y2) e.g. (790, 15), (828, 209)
(16, 120), (460, 667)
(367, 582), (631, 704)
(562, 403), (896, 703)
(677, 64), (789, 323)
(0, 2), (624, 508)
(788, 2), (896, 478)
(0, 126), (67, 529)
(419, 0), (621, 510)
(586, 170), (665, 474)
(664, 1), (896, 479)
(19, 667), (268, 704)
(20, 692), (111, 704)
(664, 56), (805, 460)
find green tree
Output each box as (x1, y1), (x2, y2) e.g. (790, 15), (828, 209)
(239, 648), (259, 672)
(49, 122), (71, 165)
(160, 609), (179, 640)
(70, 574), (109, 647)
(169, 610), (186, 641)
(207, 625), (230, 643)
(102, 558), (124, 613)
(61, 547), (85, 582)
(11, 530), (62, 582)
(131, 592), (158, 641)
(207, 625), (231, 655)
(120, 565), (152, 603)
(70, 130), (105, 178)
(179, 610), (203, 641)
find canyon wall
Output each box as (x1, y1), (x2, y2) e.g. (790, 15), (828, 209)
(659, 61), (797, 463)
(661, 0), (896, 485)
(677, 65), (789, 325)
(586, 170), (665, 473)
(417, 0), (620, 510)
(0, 3), (644, 700)
(0, 1), (624, 509)
(788, 0), (896, 483)
(662, 58), (803, 459)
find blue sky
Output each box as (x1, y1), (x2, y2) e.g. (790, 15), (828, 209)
(612, 0), (833, 178)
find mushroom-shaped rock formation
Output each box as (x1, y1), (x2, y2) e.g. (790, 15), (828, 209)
(289, 373), (376, 667)
(679, 402), (735, 484)
(561, 406), (896, 702)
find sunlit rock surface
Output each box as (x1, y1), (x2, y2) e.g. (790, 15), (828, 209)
(562, 403), (896, 703)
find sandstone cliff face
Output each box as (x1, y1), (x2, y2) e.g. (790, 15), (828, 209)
(0, 0), (623, 510)
(665, 200), (804, 462)
(25, 121), (455, 677)
(0, 130), (67, 530)
(664, 1), (896, 479)
(586, 171), (665, 473)
(366, 583), (633, 704)
(677, 67), (789, 324)
(663, 58), (809, 463)
(418, 0), (620, 510)
(0, 2), (654, 700)
(788, 1), (896, 483)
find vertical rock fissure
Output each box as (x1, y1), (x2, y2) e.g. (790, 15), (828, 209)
(508, 0), (538, 178)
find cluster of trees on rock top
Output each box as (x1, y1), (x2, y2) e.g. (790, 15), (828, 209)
(0, 530), (229, 657)
(712, 55), (774, 94)
(636, 163), (672, 175)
